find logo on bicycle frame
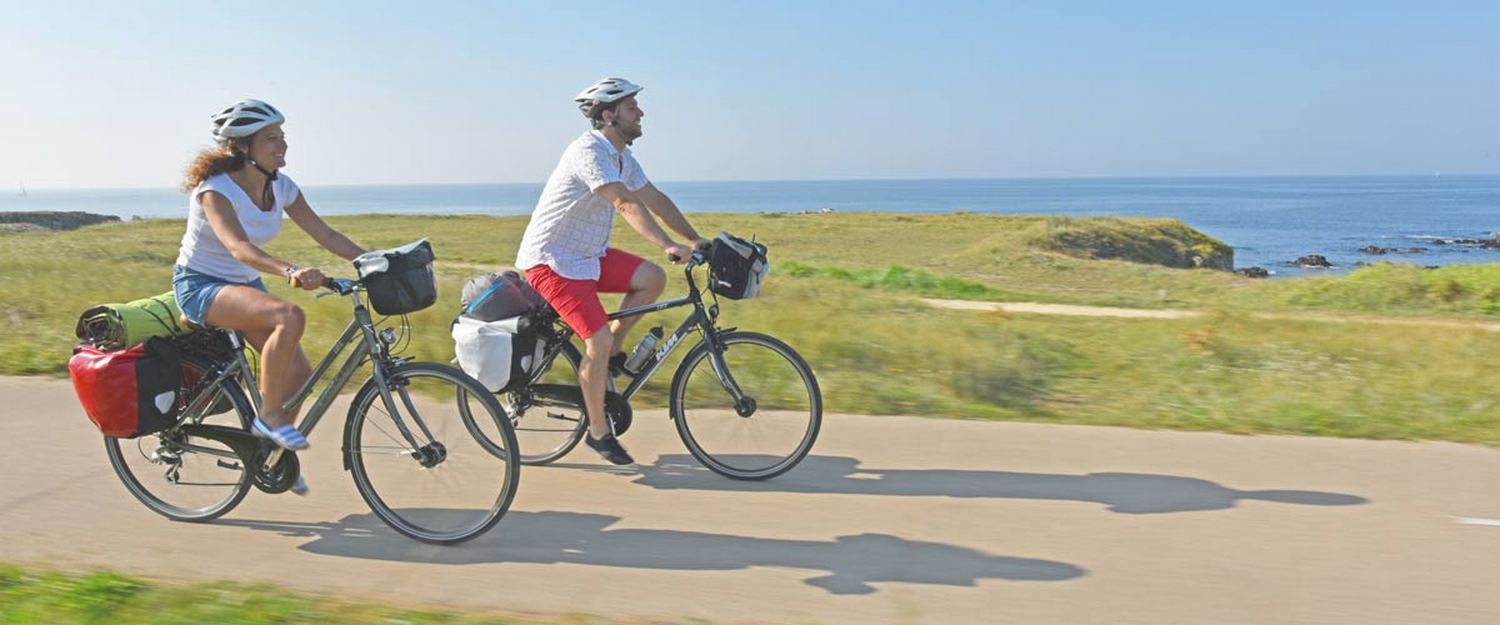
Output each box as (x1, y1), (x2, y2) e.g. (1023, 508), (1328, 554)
(656, 331), (683, 362)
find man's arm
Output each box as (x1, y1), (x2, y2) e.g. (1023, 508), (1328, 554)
(596, 182), (693, 260)
(636, 183), (709, 247)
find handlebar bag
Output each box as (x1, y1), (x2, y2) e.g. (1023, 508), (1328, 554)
(354, 239), (437, 316)
(68, 336), (182, 438)
(707, 232), (769, 300)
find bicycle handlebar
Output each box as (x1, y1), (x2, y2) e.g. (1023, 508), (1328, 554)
(668, 247), (710, 268)
(319, 277), (359, 296)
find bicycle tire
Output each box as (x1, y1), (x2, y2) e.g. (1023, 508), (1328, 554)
(669, 331), (822, 480)
(104, 354), (254, 522)
(502, 341), (591, 465)
(345, 362), (520, 544)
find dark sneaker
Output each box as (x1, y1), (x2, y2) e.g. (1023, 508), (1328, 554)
(585, 432), (635, 465)
(608, 352), (631, 378)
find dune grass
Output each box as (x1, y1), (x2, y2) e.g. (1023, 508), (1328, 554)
(1230, 261), (1500, 316)
(4, 213), (1500, 443)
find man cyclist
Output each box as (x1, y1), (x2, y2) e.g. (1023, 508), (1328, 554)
(515, 77), (710, 465)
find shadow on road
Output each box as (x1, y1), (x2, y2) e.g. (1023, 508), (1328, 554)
(217, 511), (1084, 594)
(614, 455), (1369, 514)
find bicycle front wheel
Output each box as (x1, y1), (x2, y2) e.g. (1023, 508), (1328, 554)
(105, 355), (253, 522)
(346, 362), (520, 544)
(670, 331), (822, 480)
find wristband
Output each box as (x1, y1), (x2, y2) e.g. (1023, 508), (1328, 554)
(284, 265), (301, 279)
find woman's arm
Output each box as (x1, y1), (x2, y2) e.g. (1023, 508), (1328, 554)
(284, 192), (366, 261)
(203, 192), (326, 289)
(202, 191), (299, 276)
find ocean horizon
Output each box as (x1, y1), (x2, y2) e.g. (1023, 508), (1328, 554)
(6, 175), (1500, 277)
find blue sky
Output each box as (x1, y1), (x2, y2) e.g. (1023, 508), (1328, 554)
(1, 1), (1496, 188)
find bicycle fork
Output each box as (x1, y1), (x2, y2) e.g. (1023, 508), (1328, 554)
(702, 334), (757, 418)
(373, 364), (448, 468)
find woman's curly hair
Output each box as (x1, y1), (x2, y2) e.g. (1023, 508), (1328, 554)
(181, 137), (252, 191)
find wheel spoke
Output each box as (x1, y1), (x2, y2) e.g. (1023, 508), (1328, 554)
(509, 342), (591, 465)
(673, 333), (822, 480)
(348, 363), (519, 544)
(364, 403), (419, 452)
(106, 355), (253, 522)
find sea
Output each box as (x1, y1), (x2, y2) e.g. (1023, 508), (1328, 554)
(5, 175), (1499, 277)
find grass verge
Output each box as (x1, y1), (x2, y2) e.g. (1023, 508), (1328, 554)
(0, 565), (669, 625)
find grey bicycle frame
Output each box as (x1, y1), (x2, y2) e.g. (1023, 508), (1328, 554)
(180, 285), (425, 468)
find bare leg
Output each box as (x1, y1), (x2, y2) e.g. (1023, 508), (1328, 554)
(580, 328), (614, 438)
(608, 262), (667, 355)
(239, 327), (313, 420)
(204, 286), (307, 428)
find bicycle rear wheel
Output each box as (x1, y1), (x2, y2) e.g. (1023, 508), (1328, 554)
(105, 355), (253, 522)
(499, 341), (592, 465)
(670, 331), (822, 480)
(346, 362), (519, 544)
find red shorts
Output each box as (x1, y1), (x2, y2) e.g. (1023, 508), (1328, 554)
(525, 248), (647, 339)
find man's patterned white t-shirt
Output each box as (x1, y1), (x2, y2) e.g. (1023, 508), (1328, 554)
(515, 130), (650, 280)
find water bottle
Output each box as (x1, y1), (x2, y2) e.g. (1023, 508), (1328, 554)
(622, 326), (664, 374)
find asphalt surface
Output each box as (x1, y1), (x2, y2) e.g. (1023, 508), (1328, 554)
(4, 375), (1499, 624)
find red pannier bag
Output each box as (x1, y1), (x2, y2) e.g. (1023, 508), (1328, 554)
(68, 337), (182, 438)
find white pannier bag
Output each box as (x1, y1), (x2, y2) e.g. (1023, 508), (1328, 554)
(451, 316), (544, 392)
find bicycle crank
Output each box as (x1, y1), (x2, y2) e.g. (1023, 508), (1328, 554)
(252, 449), (301, 494)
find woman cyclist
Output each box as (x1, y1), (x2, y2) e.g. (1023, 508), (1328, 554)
(174, 99), (366, 458)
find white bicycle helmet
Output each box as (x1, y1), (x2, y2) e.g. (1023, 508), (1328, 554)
(574, 77), (643, 118)
(210, 99), (285, 141)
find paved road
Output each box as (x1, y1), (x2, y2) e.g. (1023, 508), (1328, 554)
(3, 375), (1499, 624)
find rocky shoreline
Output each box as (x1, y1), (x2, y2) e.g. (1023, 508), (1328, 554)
(1227, 235), (1500, 278)
(0, 211), (120, 233)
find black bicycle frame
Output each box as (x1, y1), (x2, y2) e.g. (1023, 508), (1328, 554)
(537, 257), (749, 407)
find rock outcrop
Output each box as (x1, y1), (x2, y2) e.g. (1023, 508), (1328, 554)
(0, 211), (120, 232)
(1032, 217), (1234, 271)
(1293, 254), (1333, 268)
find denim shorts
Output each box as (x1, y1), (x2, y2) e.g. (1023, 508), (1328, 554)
(172, 265), (268, 326)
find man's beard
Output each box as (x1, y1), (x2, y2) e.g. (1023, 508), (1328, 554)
(622, 122), (642, 144)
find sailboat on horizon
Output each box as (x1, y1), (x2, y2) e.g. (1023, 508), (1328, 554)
(16, 181), (26, 197)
